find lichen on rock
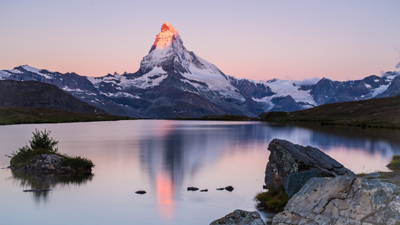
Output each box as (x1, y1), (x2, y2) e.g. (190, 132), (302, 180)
(273, 176), (400, 224)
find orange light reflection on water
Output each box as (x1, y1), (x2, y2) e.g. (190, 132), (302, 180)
(155, 171), (175, 221)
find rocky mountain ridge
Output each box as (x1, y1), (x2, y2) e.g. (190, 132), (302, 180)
(1, 22), (399, 118)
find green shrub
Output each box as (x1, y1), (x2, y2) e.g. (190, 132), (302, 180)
(254, 187), (289, 211)
(387, 155), (400, 171)
(8, 129), (59, 168)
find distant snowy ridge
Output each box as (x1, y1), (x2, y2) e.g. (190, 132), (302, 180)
(1, 63), (400, 117)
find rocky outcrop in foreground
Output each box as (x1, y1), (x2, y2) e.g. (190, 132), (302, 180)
(265, 139), (354, 197)
(273, 176), (400, 224)
(210, 209), (265, 225)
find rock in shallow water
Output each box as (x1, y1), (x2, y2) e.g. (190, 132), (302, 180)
(210, 209), (265, 225)
(225, 186), (234, 192)
(16, 154), (91, 174)
(187, 187), (199, 191)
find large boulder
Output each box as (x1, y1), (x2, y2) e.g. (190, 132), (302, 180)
(210, 209), (265, 225)
(264, 139), (354, 191)
(273, 176), (400, 224)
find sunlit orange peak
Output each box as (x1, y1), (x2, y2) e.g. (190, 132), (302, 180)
(154, 22), (179, 48)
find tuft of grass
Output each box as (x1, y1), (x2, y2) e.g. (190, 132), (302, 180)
(387, 155), (400, 171)
(61, 156), (94, 171)
(254, 187), (289, 211)
(7, 129), (94, 172)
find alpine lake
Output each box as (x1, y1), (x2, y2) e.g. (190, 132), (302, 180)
(1, 120), (399, 224)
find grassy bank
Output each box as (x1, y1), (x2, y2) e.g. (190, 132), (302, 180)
(259, 95), (400, 129)
(0, 106), (133, 125)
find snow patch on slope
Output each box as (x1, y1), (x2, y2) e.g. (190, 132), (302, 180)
(19, 65), (53, 79)
(9, 69), (23, 74)
(102, 92), (141, 99)
(0, 70), (10, 79)
(88, 67), (168, 89)
(247, 78), (317, 106)
(128, 67), (168, 89)
(371, 84), (390, 97)
(21, 65), (42, 73)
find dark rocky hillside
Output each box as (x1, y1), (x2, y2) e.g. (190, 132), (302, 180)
(0, 80), (106, 114)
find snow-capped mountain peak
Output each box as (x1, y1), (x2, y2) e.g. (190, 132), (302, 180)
(153, 22), (179, 49)
(138, 22), (244, 101)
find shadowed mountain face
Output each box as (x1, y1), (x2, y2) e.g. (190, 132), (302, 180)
(0, 23), (399, 118)
(0, 80), (106, 114)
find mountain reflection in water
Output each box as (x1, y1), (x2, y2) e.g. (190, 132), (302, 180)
(1, 120), (400, 225)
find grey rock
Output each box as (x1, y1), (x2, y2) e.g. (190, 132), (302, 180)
(20, 154), (91, 174)
(283, 170), (321, 198)
(264, 139), (354, 190)
(273, 176), (400, 224)
(225, 186), (234, 192)
(187, 187), (199, 191)
(210, 209), (265, 225)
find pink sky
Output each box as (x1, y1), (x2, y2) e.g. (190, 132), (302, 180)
(1, 0), (399, 81)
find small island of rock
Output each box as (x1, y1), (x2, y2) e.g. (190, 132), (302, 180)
(7, 129), (94, 174)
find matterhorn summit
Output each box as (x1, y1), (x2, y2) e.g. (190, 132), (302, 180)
(139, 22), (242, 98)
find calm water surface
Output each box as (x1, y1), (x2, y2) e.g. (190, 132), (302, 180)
(1, 120), (400, 224)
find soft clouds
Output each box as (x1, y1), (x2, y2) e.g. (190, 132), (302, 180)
(396, 62), (400, 69)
